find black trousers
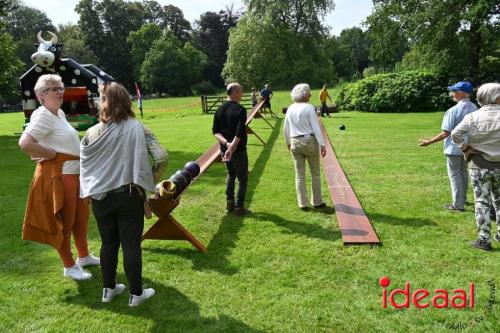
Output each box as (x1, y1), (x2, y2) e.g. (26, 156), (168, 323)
(224, 149), (248, 208)
(92, 188), (144, 295)
(320, 102), (329, 117)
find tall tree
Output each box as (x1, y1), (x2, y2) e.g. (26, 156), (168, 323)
(193, 8), (240, 87)
(328, 27), (371, 79)
(365, 8), (408, 71)
(223, 15), (334, 88)
(57, 23), (99, 64)
(367, 0), (499, 82)
(0, 0), (23, 103)
(224, 1), (335, 87)
(127, 23), (163, 80)
(75, 0), (145, 88)
(140, 35), (207, 96)
(244, 0), (334, 36)
(162, 4), (191, 43)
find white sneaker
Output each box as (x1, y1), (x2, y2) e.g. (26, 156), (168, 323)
(63, 264), (92, 280)
(76, 254), (100, 267)
(102, 284), (126, 303)
(128, 288), (155, 307)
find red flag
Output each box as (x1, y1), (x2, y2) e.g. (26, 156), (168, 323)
(135, 82), (142, 110)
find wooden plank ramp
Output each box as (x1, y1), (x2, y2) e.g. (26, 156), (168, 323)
(318, 119), (380, 245)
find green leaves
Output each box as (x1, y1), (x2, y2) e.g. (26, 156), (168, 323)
(337, 71), (452, 113)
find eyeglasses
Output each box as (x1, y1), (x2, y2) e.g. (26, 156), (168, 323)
(44, 87), (65, 93)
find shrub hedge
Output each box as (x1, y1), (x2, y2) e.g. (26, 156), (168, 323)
(336, 71), (453, 112)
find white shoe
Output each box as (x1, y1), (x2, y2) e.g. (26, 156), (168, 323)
(102, 284), (126, 303)
(63, 264), (92, 280)
(76, 254), (100, 267)
(128, 288), (155, 307)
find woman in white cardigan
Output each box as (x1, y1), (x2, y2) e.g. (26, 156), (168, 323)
(80, 82), (165, 306)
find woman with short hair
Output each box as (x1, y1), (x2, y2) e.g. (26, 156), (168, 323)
(452, 82), (500, 251)
(80, 82), (167, 306)
(19, 74), (99, 281)
(284, 83), (327, 210)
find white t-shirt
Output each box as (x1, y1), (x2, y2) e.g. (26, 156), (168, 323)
(24, 106), (80, 174)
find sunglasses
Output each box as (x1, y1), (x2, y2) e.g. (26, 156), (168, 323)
(44, 87), (65, 93)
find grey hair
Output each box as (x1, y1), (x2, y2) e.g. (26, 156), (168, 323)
(34, 74), (64, 98)
(226, 82), (241, 96)
(476, 83), (500, 106)
(290, 83), (311, 102)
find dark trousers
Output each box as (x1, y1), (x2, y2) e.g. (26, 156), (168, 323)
(320, 102), (329, 117)
(224, 149), (248, 208)
(92, 189), (144, 295)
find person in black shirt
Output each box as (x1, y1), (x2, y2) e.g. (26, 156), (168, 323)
(212, 83), (251, 216)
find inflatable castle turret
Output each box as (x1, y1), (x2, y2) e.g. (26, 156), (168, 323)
(20, 31), (114, 129)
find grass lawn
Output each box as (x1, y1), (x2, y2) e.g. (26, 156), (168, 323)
(0, 90), (498, 332)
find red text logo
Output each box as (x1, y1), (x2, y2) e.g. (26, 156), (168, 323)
(380, 276), (474, 309)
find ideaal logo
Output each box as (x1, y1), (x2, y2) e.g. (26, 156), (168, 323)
(379, 276), (497, 330)
(379, 276), (474, 309)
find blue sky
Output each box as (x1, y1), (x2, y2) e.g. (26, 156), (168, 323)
(23, 0), (373, 36)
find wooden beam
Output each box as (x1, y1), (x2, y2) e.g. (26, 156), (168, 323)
(318, 119), (380, 245)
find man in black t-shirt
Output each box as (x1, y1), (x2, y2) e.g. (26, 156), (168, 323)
(212, 83), (251, 216)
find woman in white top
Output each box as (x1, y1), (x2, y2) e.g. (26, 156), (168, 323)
(284, 83), (327, 210)
(19, 74), (99, 280)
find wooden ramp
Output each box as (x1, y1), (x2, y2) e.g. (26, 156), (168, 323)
(318, 119), (380, 245)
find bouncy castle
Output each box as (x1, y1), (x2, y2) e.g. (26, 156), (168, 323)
(19, 31), (114, 129)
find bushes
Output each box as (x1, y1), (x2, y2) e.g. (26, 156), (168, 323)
(336, 71), (453, 113)
(191, 81), (217, 95)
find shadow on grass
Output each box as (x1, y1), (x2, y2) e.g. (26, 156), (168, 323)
(252, 212), (341, 242)
(145, 119), (282, 275)
(63, 276), (264, 333)
(367, 213), (437, 227)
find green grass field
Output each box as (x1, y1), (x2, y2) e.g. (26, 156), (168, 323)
(0, 90), (498, 332)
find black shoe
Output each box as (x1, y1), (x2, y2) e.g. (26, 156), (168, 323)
(444, 204), (465, 212)
(227, 200), (235, 212)
(233, 207), (251, 216)
(470, 239), (492, 251)
(313, 203), (327, 209)
(300, 207), (310, 211)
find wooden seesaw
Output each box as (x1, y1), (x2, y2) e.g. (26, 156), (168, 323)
(318, 118), (380, 245)
(141, 99), (275, 251)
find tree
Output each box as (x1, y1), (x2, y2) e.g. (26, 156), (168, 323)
(244, 0), (334, 37)
(162, 4), (191, 43)
(75, 0), (145, 88)
(327, 27), (371, 80)
(366, 0), (500, 82)
(223, 15), (334, 88)
(365, 8), (408, 71)
(0, 0), (23, 103)
(127, 23), (163, 80)
(140, 36), (207, 95)
(141, 1), (192, 42)
(57, 23), (99, 64)
(193, 8), (240, 87)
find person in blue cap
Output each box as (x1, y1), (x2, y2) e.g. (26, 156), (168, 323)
(419, 81), (478, 211)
